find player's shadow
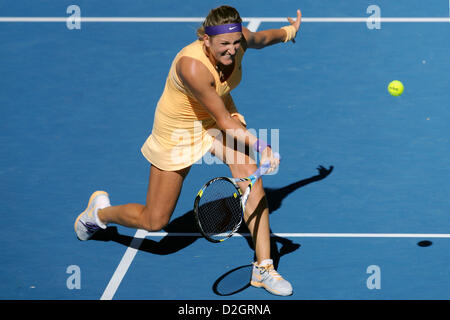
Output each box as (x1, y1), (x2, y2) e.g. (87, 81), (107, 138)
(212, 165), (334, 296)
(92, 165), (334, 294)
(93, 165), (334, 254)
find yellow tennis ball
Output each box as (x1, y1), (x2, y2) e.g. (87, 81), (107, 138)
(388, 80), (404, 96)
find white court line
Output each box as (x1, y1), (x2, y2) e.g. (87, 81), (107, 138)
(144, 232), (450, 238)
(101, 230), (449, 299)
(246, 19), (262, 32)
(100, 228), (147, 300)
(1, 17), (450, 23)
(85, 13), (449, 299)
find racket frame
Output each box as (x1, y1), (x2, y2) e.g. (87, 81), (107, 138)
(193, 176), (245, 243)
(193, 160), (273, 243)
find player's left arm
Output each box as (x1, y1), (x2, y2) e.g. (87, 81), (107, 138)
(242, 9), (301, 50)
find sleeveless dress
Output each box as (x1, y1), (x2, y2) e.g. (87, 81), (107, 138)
(141, 40), (246, 171)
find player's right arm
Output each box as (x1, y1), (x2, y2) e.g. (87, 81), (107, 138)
(176, 56), (279, 170)
(176, 56), (245, 136)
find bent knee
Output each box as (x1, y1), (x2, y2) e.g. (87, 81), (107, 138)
(140, 207), (171, 231)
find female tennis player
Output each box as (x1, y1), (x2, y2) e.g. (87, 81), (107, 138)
(74, 5), (301, 296)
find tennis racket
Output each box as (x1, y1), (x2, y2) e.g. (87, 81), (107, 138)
(193, 155), (278, 243)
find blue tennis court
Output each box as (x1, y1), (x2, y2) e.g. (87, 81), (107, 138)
(1, 0), (449, 302)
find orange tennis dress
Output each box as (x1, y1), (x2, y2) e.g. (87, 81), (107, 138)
(141, 40), (246, 171)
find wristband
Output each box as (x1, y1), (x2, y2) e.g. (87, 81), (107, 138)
(253, 140), (271, 153)
(281, 25), (297, 43)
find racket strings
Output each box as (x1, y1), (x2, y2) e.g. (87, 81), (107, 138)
(197, 179), (243, 240)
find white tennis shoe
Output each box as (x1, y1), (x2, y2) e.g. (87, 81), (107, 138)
(74, 191), (110, 241)
(250, 259), (293, 296)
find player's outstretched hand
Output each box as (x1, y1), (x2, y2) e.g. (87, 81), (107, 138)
(287, 9), (302, 43)
(260, 147), (280, 174)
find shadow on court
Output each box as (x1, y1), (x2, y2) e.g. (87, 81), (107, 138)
(92, 165), (334, 295)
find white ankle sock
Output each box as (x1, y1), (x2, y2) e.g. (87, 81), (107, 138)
(258, 259), (273, 267)
(94, 208), (107, 229)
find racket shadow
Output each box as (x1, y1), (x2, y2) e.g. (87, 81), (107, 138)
(92, 165), (334, 259)
(211, 165), (333, 295)
(212, 264), (253, 296)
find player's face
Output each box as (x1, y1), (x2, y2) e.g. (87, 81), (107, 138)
(205, 32), (242, 66)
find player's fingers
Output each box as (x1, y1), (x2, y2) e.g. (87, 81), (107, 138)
(261, 149), (280, 174)
(268, 162), (279, 174)
(295, 10), (302, 29)
(270, 154), (280, 172)
(267, 161), (277, 174)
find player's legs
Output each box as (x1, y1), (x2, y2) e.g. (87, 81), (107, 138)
(98, 165), (190, 231)
(209, 133), (271, 264)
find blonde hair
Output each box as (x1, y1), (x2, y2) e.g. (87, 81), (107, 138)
(197, 5), (242, 40)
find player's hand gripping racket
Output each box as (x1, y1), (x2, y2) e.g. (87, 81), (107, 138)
(194, 154), (279, 243)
